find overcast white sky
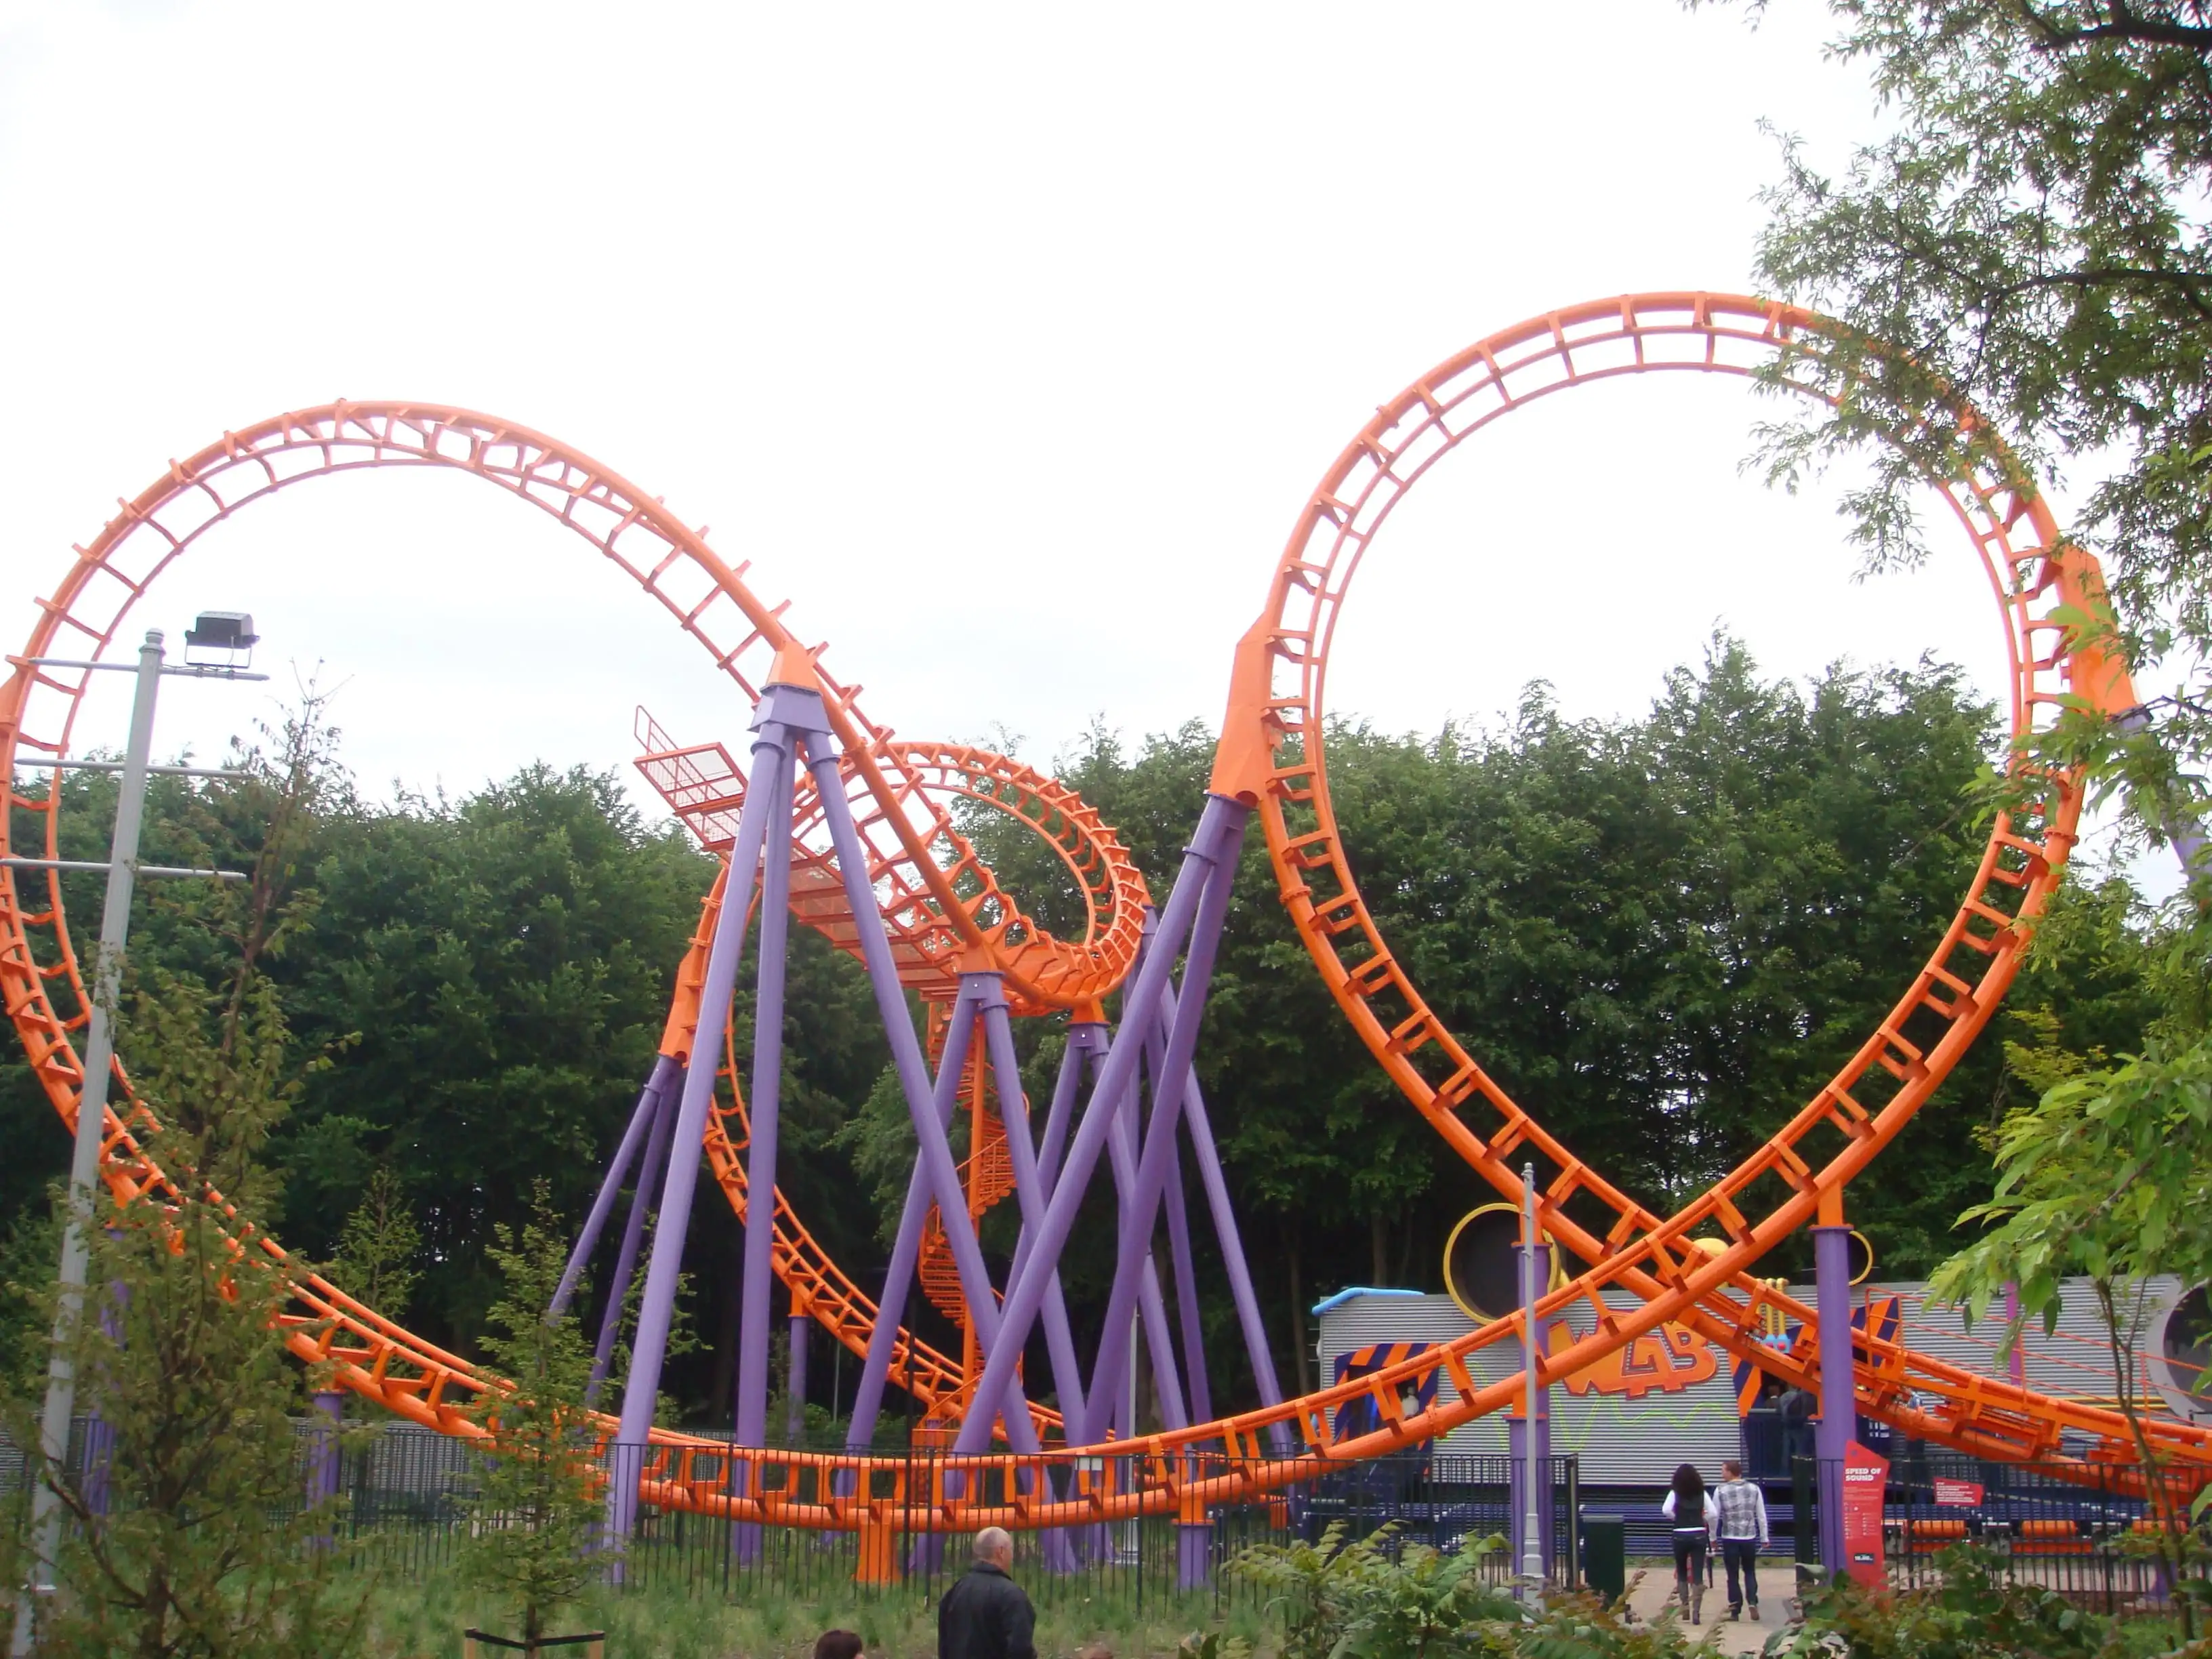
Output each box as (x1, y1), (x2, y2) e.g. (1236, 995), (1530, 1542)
(0, 1), (2164, 882)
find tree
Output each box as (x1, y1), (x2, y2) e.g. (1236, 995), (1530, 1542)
(2, 970), (370, 1659)
(330, 1166), (420, 1325)
(1, 683), (370, 1659)
(1700, 0), (2212, 795)
(1926, 1035), (2212, 1637)
(459, 1181), (608, 1655)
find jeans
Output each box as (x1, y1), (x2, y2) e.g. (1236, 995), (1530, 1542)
(1721, 1537), (1760, 1608)
(1671, 1530), (1707, 1585)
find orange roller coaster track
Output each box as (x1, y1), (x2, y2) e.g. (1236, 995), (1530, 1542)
(3, 298), (2207, 1542)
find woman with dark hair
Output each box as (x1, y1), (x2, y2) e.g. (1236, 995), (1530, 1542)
(1660, 1462), (1718, 1623)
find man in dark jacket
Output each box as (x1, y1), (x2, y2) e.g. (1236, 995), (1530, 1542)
(937, 1527), (1036, 1659)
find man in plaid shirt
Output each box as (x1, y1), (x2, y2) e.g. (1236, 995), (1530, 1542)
(1713, 1458), (1769, 1620)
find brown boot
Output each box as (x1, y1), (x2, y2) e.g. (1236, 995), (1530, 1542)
(1677, 1582), (1692, 1619)
(1691, 1583), (1704, 1625)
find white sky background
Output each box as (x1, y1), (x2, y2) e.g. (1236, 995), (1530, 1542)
(0, 0), (2172, 888)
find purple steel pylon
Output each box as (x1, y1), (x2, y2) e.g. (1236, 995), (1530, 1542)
(571, 665), (1283, 1546)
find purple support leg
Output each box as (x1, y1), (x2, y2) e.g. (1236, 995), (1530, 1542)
(1178, 1517), (1212, 1591)
(1082, 1040), (1186, 1439)
(1152, 983), (1289, 1451)
(606, 696), (800, 1550)
(1122, 1051), (1191, 1431)
(590, 1060), (684, 1398)
(80, 1413), (111, 1519)
(2005, 1281), (2026, 1388)
(1813, 1223), (1855, 1576)
(1032, 1024), (1094, 1200)
(842, 1000), (977, 1451)
(1136, 1010), (1212, 1425)
(1162, 1142), (1212, 1427)
(958, 795), (1248, 1457)
(975, 985), (1084, 1573)
(733, 741), (798, 1440)
(553, 1054), (676, 1318)
(732, 739), (800, 1561)
(787, 1311), (808, 1444)
(805, 750), (1042, 1453)
(1005, 1026), (1094, 1297)
(307, 1389), (343, 1546)
(976, 975), (1089, 1429)
(1076, 805), (1244, 1448)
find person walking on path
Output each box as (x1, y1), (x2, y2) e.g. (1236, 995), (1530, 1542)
(1712, 1458), (1769, 1621)
(1660, 1462), (1719, 1624)
(939, 1528), (1037, 1659)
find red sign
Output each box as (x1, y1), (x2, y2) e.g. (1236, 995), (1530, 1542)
(1841, 1443), (1889, 1588)
(1933, 1478), (1984, 1508)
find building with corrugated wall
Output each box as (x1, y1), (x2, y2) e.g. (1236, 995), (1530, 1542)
(1316, 1277), (2190, 1485)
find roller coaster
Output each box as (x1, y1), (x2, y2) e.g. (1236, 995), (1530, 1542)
(5, 292), (2209, 1555)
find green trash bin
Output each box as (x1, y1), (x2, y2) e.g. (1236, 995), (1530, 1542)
(1581, 1511), (1626, 1604)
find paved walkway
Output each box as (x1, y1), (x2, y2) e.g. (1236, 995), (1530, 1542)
(1618, 1559), (1803, 1653)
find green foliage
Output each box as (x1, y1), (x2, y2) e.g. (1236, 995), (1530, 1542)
(1512, 1591), (1711, 1659)
(458, 1181), (609, 1650)
(1767, 1543), (2125, 1659)
(1177, 1629), (1254, 1659)
(331, 1164), (420, 1324)
(3, 640), (2130, 1429)
(1693, 0), (2212, 821)
(2, 981), (369, 1656)
(1229, 1521), (1517, 1659)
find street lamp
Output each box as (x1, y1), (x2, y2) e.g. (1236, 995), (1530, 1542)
(7, 620), (269, 1658)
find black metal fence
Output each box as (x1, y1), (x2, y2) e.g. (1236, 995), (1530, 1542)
(1786, 1453), (2206, 1614)
(5, 1420), (1581, 1612)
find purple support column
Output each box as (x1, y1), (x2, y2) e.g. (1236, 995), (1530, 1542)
(79, 1414), (111, 1519)
(1177, 1515), (1212, 1591)
(1813, 1223), (1855, 1576)
(1135, 1010), (1214, 1425)
(959, 796), (1248, 1458)
(2005, 1281), (2026, 1389)
(976, 977), (1089, 1429)
(606, 695), (799, 1550)
(1074, 805), (1244, 1450)
(306, 1389), (344, 1545)
(553, 1055), (676, 1318)
(804, 747), (1042, 1454)
(590, 1059), (684, 1397)
(1151, 984), (1289, 1452)
(842, 1000), (978, 1451)
(733, 740), (798, 1440)
(787, 1311), (809, 1444)
(1032, 1025), (1095, 1200)
(1162, 1144), (1212, 1427)
(730, 739), (802, 1563)
(1088, 1048), (1189, 1436)
(973, 985), (1083, 1574)
(1006, 1027), (1095, 1293)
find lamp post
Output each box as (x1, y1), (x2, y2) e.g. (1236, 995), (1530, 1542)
(9, 619), (266, 1658)
(1520, 1162), (1544, 1605)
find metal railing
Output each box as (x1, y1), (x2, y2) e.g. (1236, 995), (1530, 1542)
(4, 1420), (1580, 1610)
(1790, 1452), (2209, 1614)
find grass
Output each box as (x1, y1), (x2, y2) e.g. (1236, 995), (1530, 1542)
(356, 1564), (1278, 1659)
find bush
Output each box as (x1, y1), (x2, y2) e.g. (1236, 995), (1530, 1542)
(1767, 1544), (2128, 1659)
(1229, 1522), (1519, 1659)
